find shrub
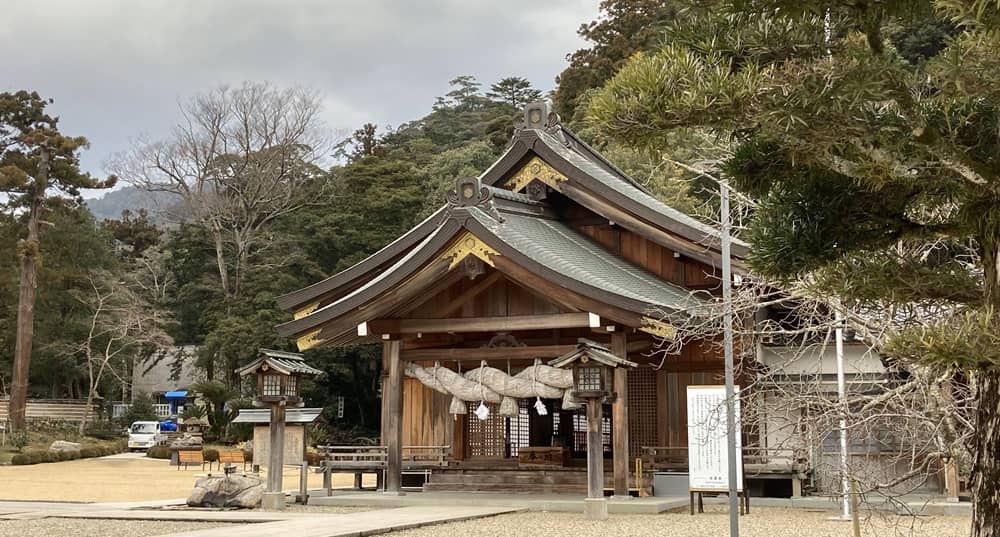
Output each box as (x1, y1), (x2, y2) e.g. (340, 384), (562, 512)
(11, 454), (30, 465)
(305, 451), (324, 466)
(99, 446), (113, 457)
(203, 448), (219, 462)
(11, 432), (29, 452)
(147, 446), (172, 459)
(68, 450), (81, 460)
(54, 451), (70, 462)
(80, 447), (100, 459)
(122, 393), (158, 424)
(244, 449), (253, 463)
(25, 450), (46, 464)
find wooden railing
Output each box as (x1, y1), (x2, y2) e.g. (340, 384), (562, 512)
(640, 446), (810, 475)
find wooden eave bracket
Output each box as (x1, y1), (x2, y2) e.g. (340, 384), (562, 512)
(296, 329), (323, 351)
(639, 317), (677, 340)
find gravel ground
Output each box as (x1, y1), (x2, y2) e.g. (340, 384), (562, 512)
(0, 456), (373, 502)
(0, 519), (232, 537)
(390, 506), (971, 537)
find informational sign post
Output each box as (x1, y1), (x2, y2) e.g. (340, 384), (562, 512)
(687, 385), (742, 492)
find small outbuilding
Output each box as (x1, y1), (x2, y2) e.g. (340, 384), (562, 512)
(232, 407), (322, 467)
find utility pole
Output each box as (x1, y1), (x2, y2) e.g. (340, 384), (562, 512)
(720, 181), (740, 537)
(836, 309), (852, 520)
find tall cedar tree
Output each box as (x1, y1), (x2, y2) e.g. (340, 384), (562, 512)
(0, 91), (114, 431)
(590, 2), (1000, 534)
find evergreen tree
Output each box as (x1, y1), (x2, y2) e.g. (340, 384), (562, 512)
(552, 0), (676, 121)
(486, 77), (543, 108)
(590, 2), (1000, 533)
(0, 91), (115, 431)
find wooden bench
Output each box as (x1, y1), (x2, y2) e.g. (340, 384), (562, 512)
(177, 450), (205, 471)
(215, 450), (248, 472)
(317, 445), (452, 493)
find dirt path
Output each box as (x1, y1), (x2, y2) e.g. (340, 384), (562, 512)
(0, 455), (370, 502)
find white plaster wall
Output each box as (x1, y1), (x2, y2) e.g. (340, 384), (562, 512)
(759, 343), (885, 376)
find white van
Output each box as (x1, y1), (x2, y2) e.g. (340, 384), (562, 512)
(128, 421), (165, 451)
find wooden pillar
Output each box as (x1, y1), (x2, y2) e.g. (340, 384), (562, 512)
(384, 340), (403, 494)
(586, 398), (604, 499)
(945, 458), (960, 502)
(612, 332), (629, 498)
(267, 403), (286, 493)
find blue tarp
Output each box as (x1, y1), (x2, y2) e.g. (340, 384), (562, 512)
(164, 390), (188, 399)
(159, 420), (178, 432)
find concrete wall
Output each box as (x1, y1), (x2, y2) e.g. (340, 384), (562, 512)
(252, 424), (305, 466)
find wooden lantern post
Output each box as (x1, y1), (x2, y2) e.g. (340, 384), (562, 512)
(237, 349), (322, 510)
(550, 339), (636, 521)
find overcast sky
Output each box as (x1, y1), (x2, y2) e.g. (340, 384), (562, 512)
(1, 0), (599, 196)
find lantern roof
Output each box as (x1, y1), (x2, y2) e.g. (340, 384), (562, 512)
(232, 407), (323, 424)
(236, 348), (323, 377)
(548, 338), (637, 369)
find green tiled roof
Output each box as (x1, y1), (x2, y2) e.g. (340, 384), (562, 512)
(472, 206), (705, 313)
(536, 130), (750, 251)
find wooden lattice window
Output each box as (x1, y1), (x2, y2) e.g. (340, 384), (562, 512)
(572, 407), (612, 455)
(262, 374), (282, 397)
(506, 399), (530, 457)
(466, 400), (532, 458)
(628, 367), (657, 458)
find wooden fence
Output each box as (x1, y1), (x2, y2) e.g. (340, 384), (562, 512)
(0, 399), (99, 422)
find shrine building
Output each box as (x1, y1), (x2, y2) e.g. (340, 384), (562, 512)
(274, 102), (750, 495)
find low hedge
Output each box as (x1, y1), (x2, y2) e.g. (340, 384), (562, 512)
(147, 446), (172, 459)
(25, 450), (47, 464)
(203, 448), (219, 462)
(9, 442), (121, 465)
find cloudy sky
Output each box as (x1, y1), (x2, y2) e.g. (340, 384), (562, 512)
(1, 0), (599, 194)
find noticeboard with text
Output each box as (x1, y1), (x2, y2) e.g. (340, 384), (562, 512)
(686, 385), (743, 492)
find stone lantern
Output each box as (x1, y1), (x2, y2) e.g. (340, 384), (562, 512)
(550, 339), (636, 520)
(237, 349), (321, 509)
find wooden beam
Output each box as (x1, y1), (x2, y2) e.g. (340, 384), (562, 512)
(364, 312), (598, 335)
(402, 344), (576, 362)
(492, 256), (644, 327)
(384, 340), (403, 494)
(611, 332), (630, 498)
(430, 271), (503, 317)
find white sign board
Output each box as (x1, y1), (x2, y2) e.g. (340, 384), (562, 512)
(686, 385), (743, 492)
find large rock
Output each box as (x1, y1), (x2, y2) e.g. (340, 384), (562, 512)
(187, 475), (265, 508)
(49, 440), (82, 453)
(170, 433), (203, 448)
